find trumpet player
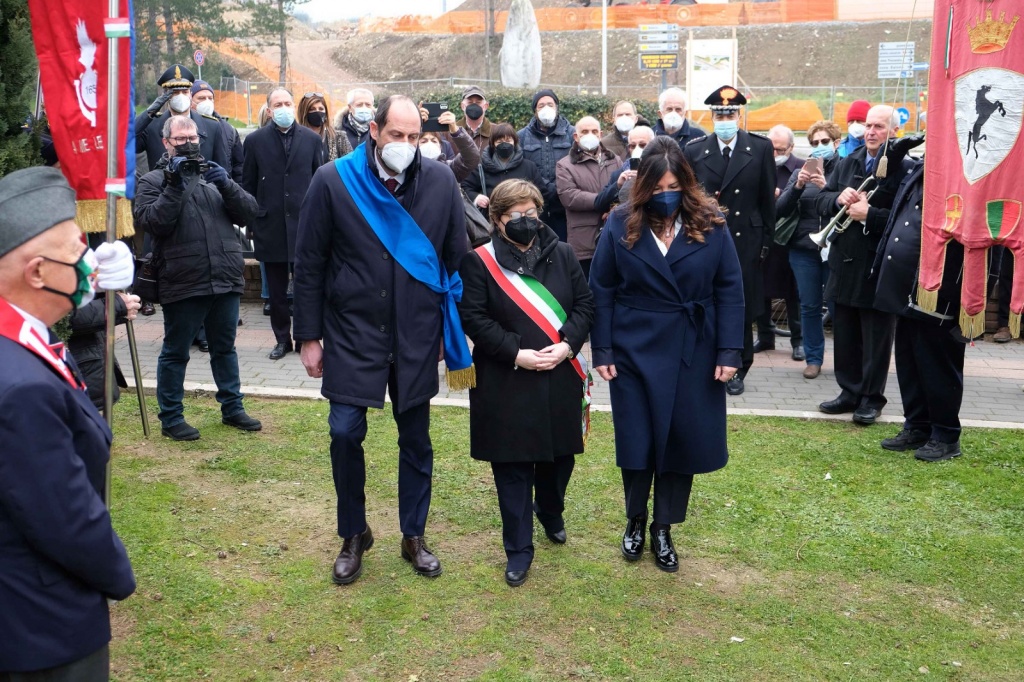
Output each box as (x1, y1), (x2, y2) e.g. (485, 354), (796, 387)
(813, 105), (914, 425)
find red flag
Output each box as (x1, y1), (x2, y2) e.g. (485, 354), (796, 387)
(919, 0), (1024, 337)
(28, 0), (135, 237)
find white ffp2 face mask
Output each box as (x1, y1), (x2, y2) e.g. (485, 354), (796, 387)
(170, 94), (191, 113)
(578, 134), (600, 152)
(848, 122), (867, 139)
(380, 142), (417, 174)
(662, 111), (684, 132)
(195, 100), (215, 117)
(419, 142), (442, 160)
(537, 107), (557, 126)
(615, 116), (636, 133)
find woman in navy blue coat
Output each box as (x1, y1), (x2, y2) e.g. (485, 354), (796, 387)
(589, 136), (745, 572)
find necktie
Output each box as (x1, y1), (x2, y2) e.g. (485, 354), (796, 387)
(866, 156), (875, 175)
(723, 145), (731, 162)
(385, 178), (399, 195)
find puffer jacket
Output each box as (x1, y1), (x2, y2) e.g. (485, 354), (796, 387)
(555, 144), (621, 261)
(776, 155), (839, 252)
(517, 115), (576, 214)
(134, 156), (259, 305)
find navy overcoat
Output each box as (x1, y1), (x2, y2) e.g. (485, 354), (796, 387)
(0, 338), (136, 673)
(292, 141), (468, 412)
(242, 123), (324, 263)
(589, 210), (745, 475)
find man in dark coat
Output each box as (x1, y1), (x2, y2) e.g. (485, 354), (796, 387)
(135, 115), (262, 441)
(754, 124), (805, 360)
(0, 167), (136, 681)
(191, 80), (245, 183)
(242, 88), (325, 360)
(293, 95), (468, 586)
(134, 64), (228, 174)
(684, 85), (776, 396)
(873, 159), (967, 461)
(814, 105), (914, 425)
(653, 87), (707, 148)
(518, 89), (576, 242)
(455, 85), (493, 152)
(600, 100), (652, 160)
(334, 88), (375, 151)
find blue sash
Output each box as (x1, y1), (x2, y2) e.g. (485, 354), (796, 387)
(335, 145), (474, 382)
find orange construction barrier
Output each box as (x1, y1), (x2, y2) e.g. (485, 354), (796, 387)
(746, 100), (826, 132)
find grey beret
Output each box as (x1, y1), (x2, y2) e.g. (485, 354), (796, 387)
(0, 167), (77, 259)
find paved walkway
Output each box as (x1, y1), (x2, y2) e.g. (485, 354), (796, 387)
(115, 301), (1024, 429)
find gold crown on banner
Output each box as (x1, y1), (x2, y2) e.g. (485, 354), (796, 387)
(969, 10), (1019, 54)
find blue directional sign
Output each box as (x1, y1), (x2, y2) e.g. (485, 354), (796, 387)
(896, 107), (911, 125)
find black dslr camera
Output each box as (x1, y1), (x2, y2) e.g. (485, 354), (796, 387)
(177, 157), (209, 178)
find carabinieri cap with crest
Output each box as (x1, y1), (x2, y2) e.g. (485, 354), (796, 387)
(158, 64), (195, 90)
(704, 85), (747, 112)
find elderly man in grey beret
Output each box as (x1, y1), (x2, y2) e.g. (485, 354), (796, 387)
(0, 166), (137, 681)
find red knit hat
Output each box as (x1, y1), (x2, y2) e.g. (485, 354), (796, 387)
(847, 100), (871, 123)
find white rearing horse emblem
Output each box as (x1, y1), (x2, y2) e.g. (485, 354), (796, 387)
(74, 19), (98, 127)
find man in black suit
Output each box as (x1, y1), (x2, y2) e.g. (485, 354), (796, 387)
(0, 167), (136, 681)
(814, 105), (914, 425)
(684, 85), (777, 395)
(242, 88), (325, 360)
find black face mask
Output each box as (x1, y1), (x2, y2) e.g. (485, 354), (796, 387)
(495, 142), (515, 160)
(306, 111), (326, 127)
(504, 216), (540, 246)
(465, 103), (484, 120)
(173, 140), (201, 159)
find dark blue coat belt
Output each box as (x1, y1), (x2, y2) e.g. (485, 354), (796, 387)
(615, 294), (714, 367)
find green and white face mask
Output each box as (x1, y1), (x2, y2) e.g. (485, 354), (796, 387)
(42, 247), (98, 308)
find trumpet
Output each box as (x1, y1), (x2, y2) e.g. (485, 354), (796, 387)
(810, 176), (877, 248)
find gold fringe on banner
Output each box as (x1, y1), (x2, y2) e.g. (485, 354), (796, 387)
(959, 306), (986, 340)
(445, 365), (476, 391)
(1010, 311), (1021, 340)
(76, 198), (135, 238)
(915, 287), (939, 313)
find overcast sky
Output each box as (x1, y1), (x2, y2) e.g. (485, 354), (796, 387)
(300, 0), (469, 22)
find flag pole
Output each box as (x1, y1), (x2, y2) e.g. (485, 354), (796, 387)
(102, 0), (122, 505)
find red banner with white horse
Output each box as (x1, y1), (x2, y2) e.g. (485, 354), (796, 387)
(919, 0), (1023, 337)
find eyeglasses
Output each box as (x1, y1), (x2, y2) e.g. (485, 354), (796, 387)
(504, 208), (539, 221)
(808, 138), (834, 147)
(304, 92), (324, 99)
(168, 135), (200, 144)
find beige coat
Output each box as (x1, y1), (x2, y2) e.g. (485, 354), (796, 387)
(555, 144), (620, 261)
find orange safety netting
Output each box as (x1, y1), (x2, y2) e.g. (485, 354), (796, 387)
(358, 0), (838, 34)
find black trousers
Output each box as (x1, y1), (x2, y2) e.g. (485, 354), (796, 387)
(832, 303), (895, 410)
(327, 371), (433, 538)
(1, 644), (108, 682)
(263, 261), (292, 346)
(756, 296), (803, 347)
(490, 456), (575, 571)
(622, 467), (694, 526)
(894, 316), (966, 443)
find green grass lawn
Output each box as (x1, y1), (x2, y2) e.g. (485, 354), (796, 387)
(108, 397), (1024, 681)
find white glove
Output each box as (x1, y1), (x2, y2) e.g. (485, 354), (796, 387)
(94, 241), (135, 291)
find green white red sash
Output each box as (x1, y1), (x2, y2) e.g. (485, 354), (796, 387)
(475, 241), (593, 439)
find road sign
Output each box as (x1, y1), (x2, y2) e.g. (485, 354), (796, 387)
(878, 41), (914, 79)
(639, 43), (680, 52)
(896, 107), (911, 125)
(639, 32), (680, 43)
(193, 49), (205, 67)
(639, 24), (679, 32)
(912, 62), (929, 71)
(640, 53), (679, 71)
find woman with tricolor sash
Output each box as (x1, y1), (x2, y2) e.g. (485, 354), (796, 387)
(590, 136), (745, 573)
(458, 179), (594, 588)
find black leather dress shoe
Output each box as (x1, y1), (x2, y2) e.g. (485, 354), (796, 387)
(791, 345), (806, 361)
(161, 421), (200, 441)
(621, 514), (647, 561)
(852, 406), (880, 425)
(140, 301), (156, 316)
(726, 376), (745, 396)
(505, 568), (529, 587)
(263, 302), (271, 316)
(332, 527), (374, 585)
(881, 428), (928, 451)
(818, 397), (857, 414)
(544, 528), (567, 544)
(222, 411), (263, 431)
(752, 339), (775, 353)
(401, 536), (442, 577)
(196, 340), (210, 352)
(268, 342), (292, 360)
(649, 524), (679, 573)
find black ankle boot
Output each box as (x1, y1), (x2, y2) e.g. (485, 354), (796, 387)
(649, 523), (678, 572)
(621, 514), (647, 561)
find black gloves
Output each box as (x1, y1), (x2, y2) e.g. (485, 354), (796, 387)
(146, 91), (172, 119)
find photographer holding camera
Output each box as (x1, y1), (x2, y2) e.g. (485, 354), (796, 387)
(134, 115), (262, 441)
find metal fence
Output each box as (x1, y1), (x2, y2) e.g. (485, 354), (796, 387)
(217, 76), (928, 130)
